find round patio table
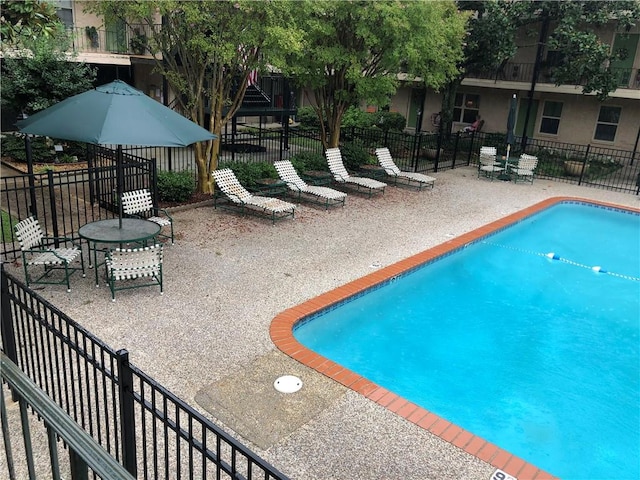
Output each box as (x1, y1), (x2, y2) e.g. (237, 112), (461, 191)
(79, 218), (160, 286)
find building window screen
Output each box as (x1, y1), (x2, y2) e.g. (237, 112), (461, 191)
(594, 106), (621, 142)
(539, 101), (563, 135)
(453, 94), (480, 124)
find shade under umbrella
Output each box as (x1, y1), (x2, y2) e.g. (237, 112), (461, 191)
(17, 80), (216, 227)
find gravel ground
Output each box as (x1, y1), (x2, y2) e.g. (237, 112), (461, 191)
(2, 166), (638, 479)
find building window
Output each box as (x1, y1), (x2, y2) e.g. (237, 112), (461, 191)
(453, 93), (480, 123)
(539, 101), (563, 135)
(594, 106), (621, 142)
(54, 0), (73, 29)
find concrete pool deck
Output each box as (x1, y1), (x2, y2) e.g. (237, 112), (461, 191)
(3, 165), (638, 479)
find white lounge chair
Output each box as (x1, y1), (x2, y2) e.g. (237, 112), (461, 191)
(121, 189), (174, 244)
(274, 160), (346, 209)
(325, 148), (386, 197)
(374, 147), (435, 190)
(212, 168), (296, 223)
(510, 153), (539, 184)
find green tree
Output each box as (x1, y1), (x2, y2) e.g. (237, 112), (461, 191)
(0, 0), (64, 47)
(86, 0), (303, 193)
(1, 36), (97, 116)
(285, 0), (468, 149)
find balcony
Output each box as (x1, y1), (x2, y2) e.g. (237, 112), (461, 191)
(464, 61), (640, 91)
(64, 25), (153, 57)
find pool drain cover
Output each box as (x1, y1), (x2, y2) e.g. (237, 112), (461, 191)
(274, 375), (302, 393)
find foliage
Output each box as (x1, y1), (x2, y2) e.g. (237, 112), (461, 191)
(216, 161), (278, 188)
(1, 210), (17, 242)
(1, 134), (86, 163)
(289, 152), (328, 172)
(296, 106), (323, 131)
(285, 0), (467, 148)
(1, 35), (97, 115)
(340, 143), (373, 171)
(341, 107), (376, 129)
(86, 0), (304, 194)
(0, 0), (65, 47)
(375, 111), (406, 132)
(157, 170), (196, 202)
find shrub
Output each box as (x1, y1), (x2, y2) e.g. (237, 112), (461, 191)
(341, 106), (376, 129)
(296, 106), (322, 131)
(341, 143), (373, 171)
(375, 111), (406, 132)
(157, 170), (195, 202)
(0, 134), (86, 163)
(289, 151), (328, 172)
(217, 161), (277, 188)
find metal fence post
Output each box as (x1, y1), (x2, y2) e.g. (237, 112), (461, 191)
(578, 144), (591, 185)
(47, 170), (61, 243)
(1, 265), (19, 403)
(150, 159), (159, 207)
(25, 136), (38, 218)
(116, 349), (137, 477)
(1, 265), (19, 367)
(413, 134), (422, 172)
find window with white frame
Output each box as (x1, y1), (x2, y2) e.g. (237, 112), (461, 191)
(539, 101), (563, 135)
(453, 93), (480, 123)
(594, 106), (621, 142)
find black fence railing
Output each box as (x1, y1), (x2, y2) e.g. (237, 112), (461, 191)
(1, 148), (156, 260)
(0, 266), (288, 480)
(2, 129), (637, 261)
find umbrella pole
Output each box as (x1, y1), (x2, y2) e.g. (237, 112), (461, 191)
(117, 145), (124, 229)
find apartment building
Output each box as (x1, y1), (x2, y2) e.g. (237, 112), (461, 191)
(43, 3), (640, 152)
(392, 20), (640, 152)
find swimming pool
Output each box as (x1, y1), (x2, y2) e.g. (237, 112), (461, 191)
(271, 198), (640, 480)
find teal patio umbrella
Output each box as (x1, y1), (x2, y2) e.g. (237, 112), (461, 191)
(17, 80), (216, 226)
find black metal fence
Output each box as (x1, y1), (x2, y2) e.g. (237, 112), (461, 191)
(1, 147), (156, 260)
(0, 266), (288, 480)
(2, 127), (637, 260)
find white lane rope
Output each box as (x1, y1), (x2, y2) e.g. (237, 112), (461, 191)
(479, 240), (640, 282)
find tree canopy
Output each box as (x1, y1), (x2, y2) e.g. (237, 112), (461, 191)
(285, 0), (468, 148)
(1, 0), (96, 117)
(86, 0), (303, 193)
(0, 0), (65, 47)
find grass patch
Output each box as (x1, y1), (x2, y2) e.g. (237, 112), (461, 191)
(1, 210), (17, 242)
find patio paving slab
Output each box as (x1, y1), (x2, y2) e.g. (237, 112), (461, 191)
(195, 350), (346, 449)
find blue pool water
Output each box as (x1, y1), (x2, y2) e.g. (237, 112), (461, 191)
(294, 202), (640, 479)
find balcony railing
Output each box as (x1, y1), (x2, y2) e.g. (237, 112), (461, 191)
(65, 25), (153, 56)
(465, 61), (640, 90)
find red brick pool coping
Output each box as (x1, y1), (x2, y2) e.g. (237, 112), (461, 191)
(270, 197), (640, 480)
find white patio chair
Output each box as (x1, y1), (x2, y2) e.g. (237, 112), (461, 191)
(374, 147), (435, 190)
(325, 148), (386, 197)
(105, 244), (163, 301)
(510, 153), (539, 184)
(212, 169), (296, 223)
(478, 146), (504, 180)
(274, 160), (346, 209)
(121, 189), (174, 244)
(14, 216), (85, 292)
